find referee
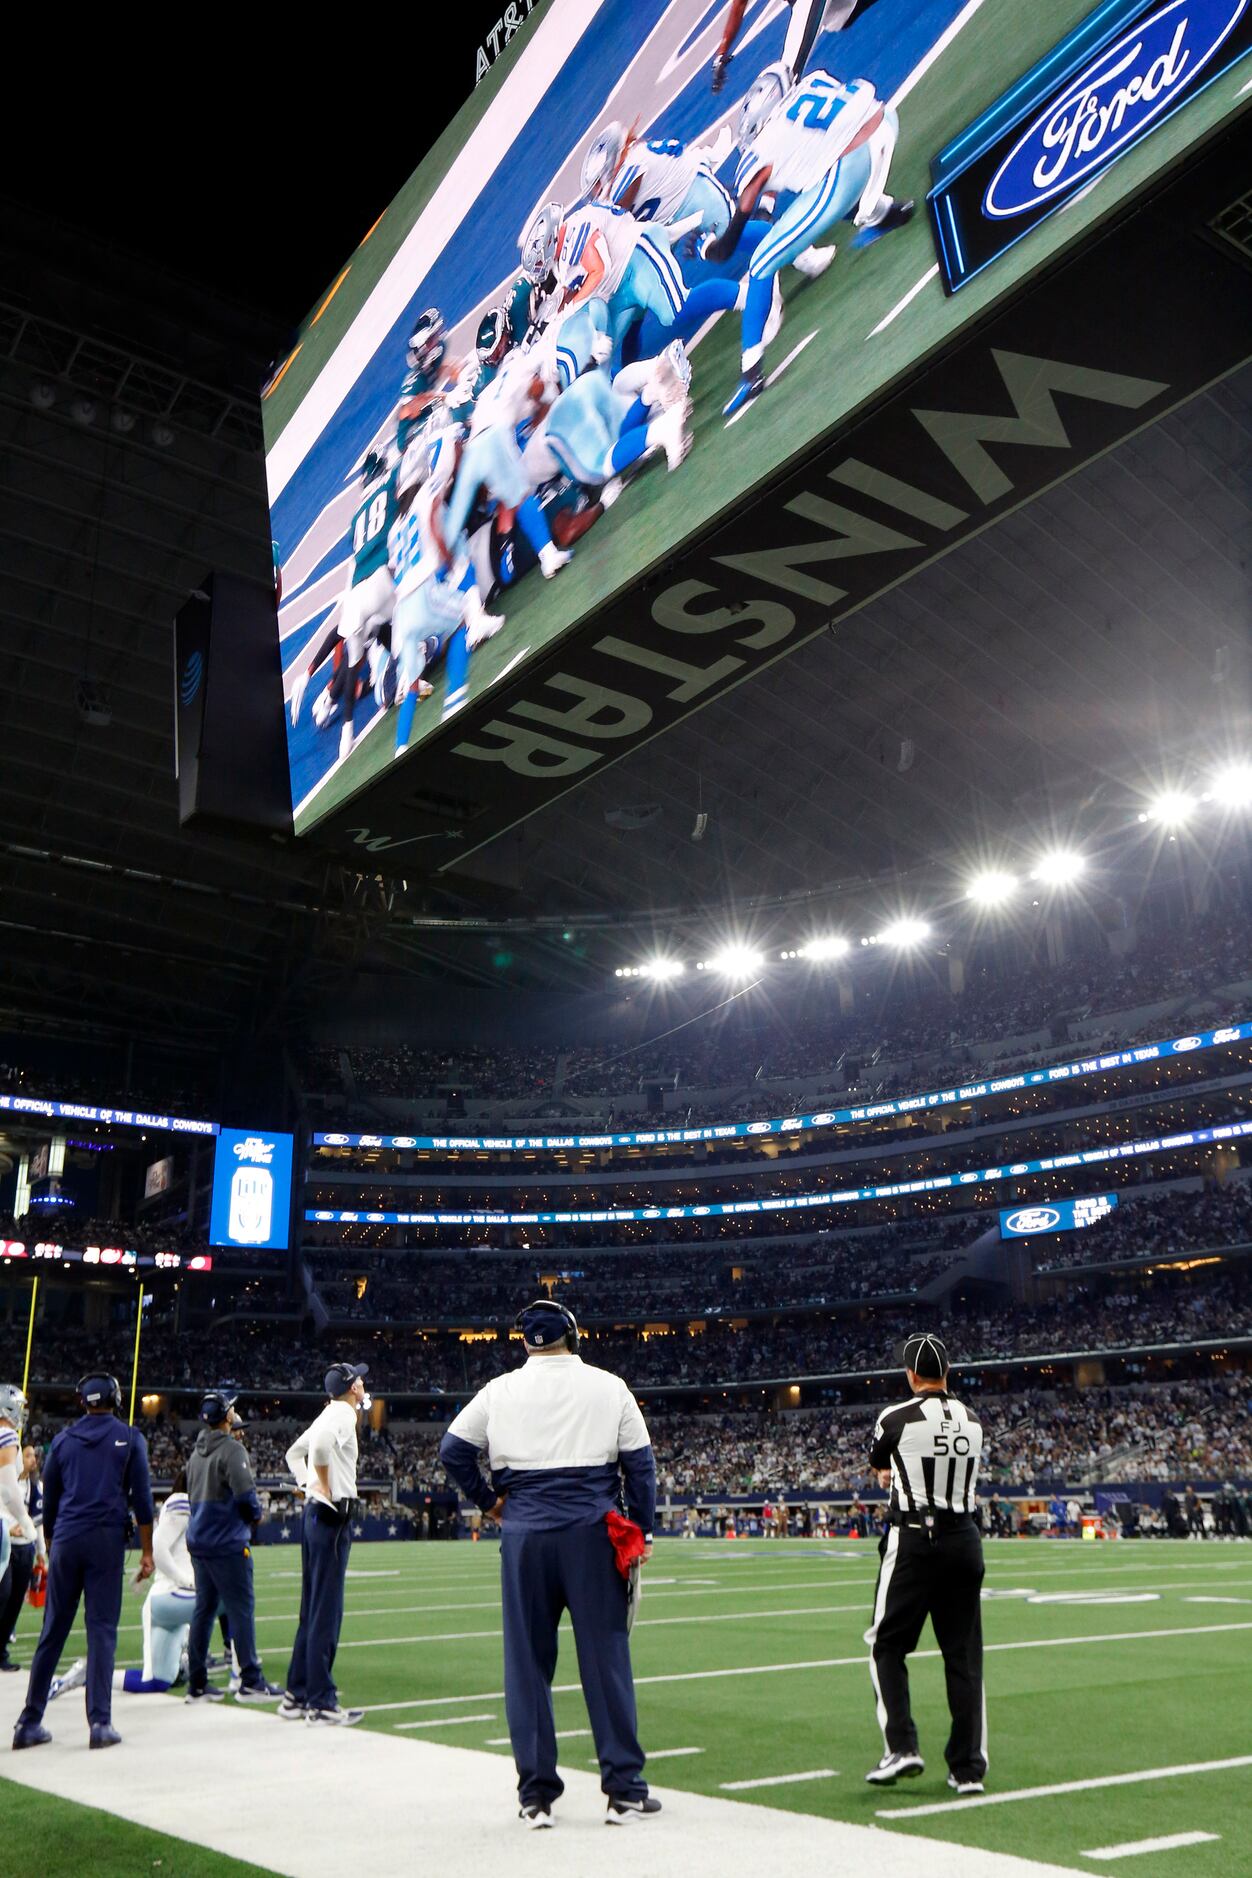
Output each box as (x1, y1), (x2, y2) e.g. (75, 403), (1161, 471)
(439, 1300), (659, 1829)
(863, 1333), (987, 1795)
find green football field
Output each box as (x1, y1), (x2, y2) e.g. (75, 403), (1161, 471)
(288, 1), (1252, 834)
(4, 1536), (1251, 1873)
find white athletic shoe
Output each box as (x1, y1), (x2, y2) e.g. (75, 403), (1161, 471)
(49, 1658), (86, 1702)
(947, 1773), (985, 1795)
(643, 339), (693, 412)
(793, 243), (836, 280)
(763, 275), (785, 345)
(306, 1705), (365, 1727)
(865, 1751), (925, 1785)
(600, 476), (625, 509)
(538, 543), (572, 579)
(519, 1804), (554, 1829)
(278, 1697), (308, 1721)
(338, 719), (355, 762)
(466, 612), (504, 651)
(648, 401), (693, 472)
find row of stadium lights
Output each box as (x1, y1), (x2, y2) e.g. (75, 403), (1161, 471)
(613, 766), (1252, 983)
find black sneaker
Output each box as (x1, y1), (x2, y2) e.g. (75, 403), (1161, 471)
(89, 1723), (122, 1750)
(184, 1686), (226, 1705)
(606, 1795), (662, 1824)
(0, 1654), (19, 1673)
(865, 1751), (925, 1785)
(519, 1804), (554, 1830)
(306, 1705), (364, 1727)
(948, 1772), (985, 1795)
(235, 1679), (284, 1704)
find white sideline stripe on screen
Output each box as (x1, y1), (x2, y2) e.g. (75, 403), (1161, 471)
(394, 1713), (497, 1730)
(265, 0), (608, 498)
(293, 703), (389, 819)
(721, 1769), (837, 1790)
(363, 1619), (1252, 1711)
(725, 332), (821, 428)
(868, 265), (940, 337)
(878, 1757), (1252, 1819)
(1080, 1831), (1222, 1860)
(889, 0), (987, 107)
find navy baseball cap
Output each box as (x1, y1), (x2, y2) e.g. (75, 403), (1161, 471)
(899, 1332), (949, 1380)
(325, 1361), (369, 1397)
(199, 1388), (238, 1424)
(518, 1300), (577, 1348)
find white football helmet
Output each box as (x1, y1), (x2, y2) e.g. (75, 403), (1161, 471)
(519, 201), (563, 283)
(581, 122), (626, 200)
(0, 1382), (26, 1430)
(737, 61), (791, 147)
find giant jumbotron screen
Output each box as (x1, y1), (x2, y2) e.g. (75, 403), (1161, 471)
(262, 0), (1251, 839)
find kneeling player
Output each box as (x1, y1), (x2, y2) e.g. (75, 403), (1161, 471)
(50, 1474), (194, 1703)
(723, 62), (912, 415)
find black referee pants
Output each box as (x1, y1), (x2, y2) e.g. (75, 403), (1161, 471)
(866, 1519), (986, 1779)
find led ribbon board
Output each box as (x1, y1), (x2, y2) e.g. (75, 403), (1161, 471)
(999, 1193), (1118, 1238)
(0, 1242), (214, 1271)
(311, 1020), (1250, 1151)
(0, 1095), (219, 1137)
(306, 1117), (1252, 1226)
(929, 0), (1252, 291)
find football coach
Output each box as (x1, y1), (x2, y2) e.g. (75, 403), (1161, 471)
(864, 1332), (987, 1795)
(440, 1300), (659, 1828)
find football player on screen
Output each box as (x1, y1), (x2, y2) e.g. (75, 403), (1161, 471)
(583, 121), (769, 265)
(711, 0), (883, 93)
(722, 61), (912, 415)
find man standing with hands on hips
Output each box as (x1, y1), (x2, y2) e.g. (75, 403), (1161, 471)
(282, 1360), (370, 1726)
(440, 1299), (658, 1829)
(864, 1332), (987, 1796)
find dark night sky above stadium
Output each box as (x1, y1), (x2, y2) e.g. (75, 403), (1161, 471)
(4, 14), (503, 331)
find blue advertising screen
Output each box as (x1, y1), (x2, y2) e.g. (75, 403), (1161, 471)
(209, 1129), (294, 1251)
(999, 1194), (1118, 1239)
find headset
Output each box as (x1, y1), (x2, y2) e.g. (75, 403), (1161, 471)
(77, 1373), (122, 1412)
(199, 1388), (238, 1425)
(515, 1298), (580, 1353)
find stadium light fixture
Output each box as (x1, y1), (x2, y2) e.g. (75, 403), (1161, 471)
(1141, 788), (1195, 827)
(1031, 849), (1087, 887)
(800, 935), (851, 961)
(641, 957), (685, 981)
(965, 870), (1017, 907)
(878, 917), (930, 948)
(1208, 762), (1252, 810)
(707, 944), (764, 977)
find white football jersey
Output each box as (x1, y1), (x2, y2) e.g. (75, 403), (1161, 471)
(556, 203), (641, 303)
(736, 71), (881, 196)
(609, 137), (703, 226)
(153, 1490), (194, 1593)
(467, 349), (543, 440)
(389, 432), (459, 598)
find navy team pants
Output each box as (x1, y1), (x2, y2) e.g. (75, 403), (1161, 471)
(19, 1529), (125, 1727)
(502, 1522), (647, 1808)
(0, 1540), (36, 1660)
(186, 1548), (264, 1694)
(286, 1502), (353, 1711)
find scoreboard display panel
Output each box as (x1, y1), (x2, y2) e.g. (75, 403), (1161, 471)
(263, 0), (1251, 839)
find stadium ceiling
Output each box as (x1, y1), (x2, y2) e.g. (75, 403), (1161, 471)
(1, 204), (1249, 1040)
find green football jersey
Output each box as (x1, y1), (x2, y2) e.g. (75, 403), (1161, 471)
(350, 471), (397, 585)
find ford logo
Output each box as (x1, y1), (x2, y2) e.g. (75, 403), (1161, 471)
(179, 649), (204, 706)
(984, 0), (1248, 219)
(1172, 1035), (1202, 1051)
(1006, 1206), (1062, 1233)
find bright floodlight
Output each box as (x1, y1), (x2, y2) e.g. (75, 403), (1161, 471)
(965, 870), (1017, 906)
(1031, 849), (1087, 887)
(1210, 762), (1252, 809)
(642, 957), (684, 981)
(879, 918), (930, 948)
(1145, 788), (1195, 826)
(800, 935), (851, 961)
(707, 944), (764, 977)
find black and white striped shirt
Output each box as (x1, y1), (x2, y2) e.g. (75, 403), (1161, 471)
(870, 1390), (983, 1516)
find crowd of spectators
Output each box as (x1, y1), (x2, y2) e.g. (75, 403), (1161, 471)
(1031, 1181), (1252, 1271)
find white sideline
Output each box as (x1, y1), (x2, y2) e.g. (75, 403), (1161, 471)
(361, 1619), (1252, 1712)
(0, 1678), (1079, 1878)
(877, 1755), (1252, 1819)
(1080, 1832), (1221, 1860)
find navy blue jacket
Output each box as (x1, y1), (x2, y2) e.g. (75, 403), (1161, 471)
(187, 1427), (262, 1556)
(42, 1413), (154, 1546)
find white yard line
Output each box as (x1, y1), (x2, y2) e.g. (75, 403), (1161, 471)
(488, 1728), (593, 1747)
(725, 332), (820, 427)
(721, 1769), (837, 1790)
(364, 1619), (1252, 1712)
(1081, 1831), (1222, 1861)
(596, 1746), (704, 1762)
(878, 1756), (1252, 1819)
(889, 0), (988, 106)
(395, 1712), (498, 1730)
(868, 265), (940, 337)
